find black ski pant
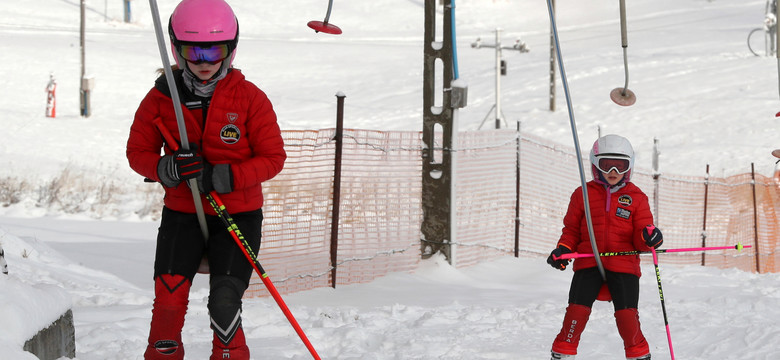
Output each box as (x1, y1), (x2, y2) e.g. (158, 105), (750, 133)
(567, 267), (640, 310)
(152, 206), (263, 345)
(153, 206), (262, 284)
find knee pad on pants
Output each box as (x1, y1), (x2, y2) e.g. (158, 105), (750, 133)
(208, 275), (247, 345)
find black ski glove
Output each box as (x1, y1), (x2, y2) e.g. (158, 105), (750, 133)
(546, 245), (573, 271)
(642, 225), (663, 249)
(197, 163), (234, 194)
(157, 143), (203, 188)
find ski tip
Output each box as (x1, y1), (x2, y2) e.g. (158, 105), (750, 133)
(610, 87), (636, 106)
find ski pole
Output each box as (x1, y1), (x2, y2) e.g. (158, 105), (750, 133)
(554, 244), (750, 260)
(545, 0), (607, 282)
(206, 193), (321, 360)
(153, 118), (321, 360)
(147, 0), (209, 240)
(652, 247), (675, 360)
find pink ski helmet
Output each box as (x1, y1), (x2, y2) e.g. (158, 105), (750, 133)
(589, 134), (635, 184)
(168, 0), (239, 68)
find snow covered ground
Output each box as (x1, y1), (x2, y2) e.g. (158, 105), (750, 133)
(2, 219), (779, 360)
(1, 0), (779, 359)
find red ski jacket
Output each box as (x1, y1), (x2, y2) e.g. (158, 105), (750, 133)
(126, 69), (286, 214)
(557, 181), (655, 277)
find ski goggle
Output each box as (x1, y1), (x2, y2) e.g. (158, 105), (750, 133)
(178, 43), (231, 64)
(596, 157), (631, 174)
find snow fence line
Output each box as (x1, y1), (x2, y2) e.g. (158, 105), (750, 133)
(243, 129), (779, 298)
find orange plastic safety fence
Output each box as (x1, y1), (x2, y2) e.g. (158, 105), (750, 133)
(244, 129), (779, 298)
(245, 129), (423, 298)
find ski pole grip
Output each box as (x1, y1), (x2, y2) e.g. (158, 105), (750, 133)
(140, 118), (178, 184)
(153, 117), (180, 151)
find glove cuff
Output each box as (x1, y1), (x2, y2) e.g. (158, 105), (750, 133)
(558, 244), (573, 254)
(212, 164), (234, 194)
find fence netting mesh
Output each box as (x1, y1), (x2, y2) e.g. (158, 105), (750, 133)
(245, 128), (779, 298)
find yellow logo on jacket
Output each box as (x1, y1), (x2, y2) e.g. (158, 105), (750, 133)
(618, 194), (633, 206)
(220, 124), (240, 144)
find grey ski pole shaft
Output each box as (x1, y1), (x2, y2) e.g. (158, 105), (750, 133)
(148, 0), (208, 239)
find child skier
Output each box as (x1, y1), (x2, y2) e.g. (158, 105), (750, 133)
(546, 134), (663, 360)
(126, 0), (286, 359)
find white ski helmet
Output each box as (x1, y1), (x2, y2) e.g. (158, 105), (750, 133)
(589, 134), (635, 183)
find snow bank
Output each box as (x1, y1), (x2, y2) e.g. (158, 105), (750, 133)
(0, 229), (73, 359)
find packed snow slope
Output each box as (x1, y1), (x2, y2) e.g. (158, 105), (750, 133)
(1, 219), (779, 359)
(1, 0), (779, 182)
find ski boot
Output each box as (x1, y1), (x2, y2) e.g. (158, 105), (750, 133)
(551, 352), (575, 360)
(627, 354), (651, 360)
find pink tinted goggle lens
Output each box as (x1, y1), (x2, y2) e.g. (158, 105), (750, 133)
(179, 44), (230, 64)
(597, 157), (630, 174)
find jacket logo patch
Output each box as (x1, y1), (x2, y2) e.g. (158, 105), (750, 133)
(618, 195), (633, 206)
(226, 112), (238, 123)
(220, 124), (240, 144)
(616, 207), (631, 219)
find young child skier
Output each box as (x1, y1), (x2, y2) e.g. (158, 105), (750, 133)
(546, 134), (663, 360)
(126, 0), (286, 359)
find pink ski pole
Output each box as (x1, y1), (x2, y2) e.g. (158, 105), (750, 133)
(652, 247), (675, 359)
